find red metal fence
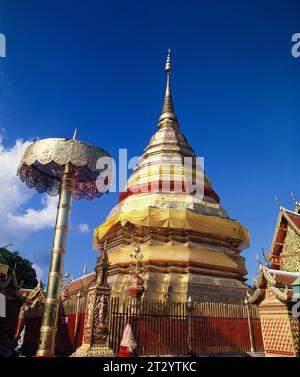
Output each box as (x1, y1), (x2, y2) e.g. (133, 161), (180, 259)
(108, 298), (264, 356)
(15, 297), (264, 356)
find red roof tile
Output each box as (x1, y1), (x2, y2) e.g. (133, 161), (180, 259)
(284, 210), (300, 231)
(62, 272), (96, 299)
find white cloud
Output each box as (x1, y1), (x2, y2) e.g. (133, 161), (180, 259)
(77, 223), (90, 233)
(7, 195), (58, 236)
(32, 263), (43, 282)
(0, 136), (33, 216)
(0, 135), (53, 243)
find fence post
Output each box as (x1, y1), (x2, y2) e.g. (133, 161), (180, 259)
(187, 296), (194, 356)
(72, 291), (81, 351)
(244, 297), (255, 353)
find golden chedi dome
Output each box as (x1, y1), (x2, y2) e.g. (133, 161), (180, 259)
(94, 50), (250, 304)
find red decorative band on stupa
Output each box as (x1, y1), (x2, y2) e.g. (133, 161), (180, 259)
(119, 181), (220, 204)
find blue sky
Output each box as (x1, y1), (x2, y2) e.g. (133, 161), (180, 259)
(0, 0), (299, 284)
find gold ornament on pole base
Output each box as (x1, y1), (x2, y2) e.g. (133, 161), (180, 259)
(17, 131), (111, 357)
(73, 242), (114, 357)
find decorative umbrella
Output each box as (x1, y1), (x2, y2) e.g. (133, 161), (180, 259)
(17, 131), (111, 356)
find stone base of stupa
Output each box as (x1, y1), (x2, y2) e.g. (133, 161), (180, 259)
(104, 223), (250, 305)
(108, 270), (249, 305)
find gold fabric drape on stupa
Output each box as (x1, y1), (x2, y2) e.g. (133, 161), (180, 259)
(94, 207), (250, 249)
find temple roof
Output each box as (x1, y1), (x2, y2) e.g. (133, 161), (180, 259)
(61, 272), (95, 301)
(249, 200), (300, 303)
(21, 281), (46, 309)
(265, 205), (300, 271)
(284, 209), (300, 231)
(248, 264), (299, 304)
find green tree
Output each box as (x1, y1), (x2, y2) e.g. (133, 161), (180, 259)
(0, 246), (38, 289)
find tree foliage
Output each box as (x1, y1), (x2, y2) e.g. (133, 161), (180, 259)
(0, 246), (38, 289)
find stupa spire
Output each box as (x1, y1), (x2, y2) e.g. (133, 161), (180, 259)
(159, 49), (177, 125)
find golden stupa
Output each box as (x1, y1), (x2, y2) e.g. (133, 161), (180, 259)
(94, 50), (250, 304)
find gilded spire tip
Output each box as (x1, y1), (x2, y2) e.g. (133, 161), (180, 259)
(165, 48), (171, 73)
(159, 49), (177, 125)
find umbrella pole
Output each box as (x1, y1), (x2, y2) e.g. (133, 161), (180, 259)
(36, 163), (75, 356)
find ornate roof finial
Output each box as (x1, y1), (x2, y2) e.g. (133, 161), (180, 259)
(63, 272), (71, 288)
(291, 192), (300, 214)
(262, 247), (271, 263)
(256, 252), (263, 265)
(159, 49), (177, 125)
(275, 195), (282, 210)
(83, 262), (87, 275)
(72, 128), (77, 140)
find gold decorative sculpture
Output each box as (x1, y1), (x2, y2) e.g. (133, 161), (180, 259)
(73, 242), (114, 356)
(17, 131), (111, 356)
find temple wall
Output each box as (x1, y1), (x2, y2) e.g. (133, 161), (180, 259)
(258, 289), (300, 357)
(281, 225), (300, 271)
